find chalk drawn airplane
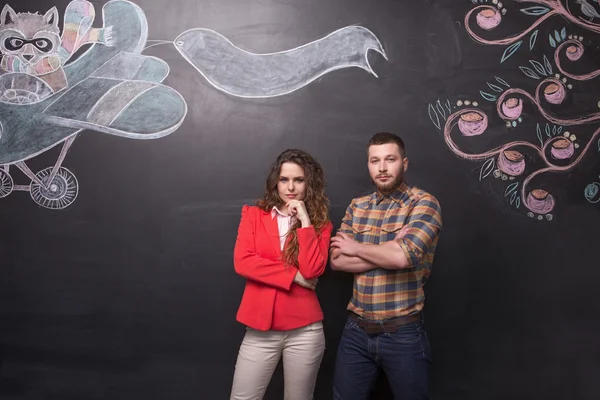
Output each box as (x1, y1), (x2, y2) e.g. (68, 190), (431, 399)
(0, 0), (187, 209)
(0, 0), (386, 210)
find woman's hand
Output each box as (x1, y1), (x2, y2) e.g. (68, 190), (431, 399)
(287, 200), (311, 227)
(293, 270), (318, 290)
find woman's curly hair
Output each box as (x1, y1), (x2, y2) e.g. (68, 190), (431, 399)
(256, 149), (330, 267)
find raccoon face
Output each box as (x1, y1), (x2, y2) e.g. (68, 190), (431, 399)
(0, 5), (61, 67)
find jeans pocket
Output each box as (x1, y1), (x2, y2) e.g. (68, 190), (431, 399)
(344, 317), (358, 330)
(384, 322), (422, 345)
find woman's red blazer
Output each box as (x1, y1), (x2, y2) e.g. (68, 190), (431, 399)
(233, 205), (333, 331)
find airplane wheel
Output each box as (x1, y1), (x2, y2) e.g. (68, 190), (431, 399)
(0, 169), (13, 198)
(30, 167), (79, 210)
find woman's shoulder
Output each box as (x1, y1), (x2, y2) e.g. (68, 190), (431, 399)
(240, 204), (267, 217)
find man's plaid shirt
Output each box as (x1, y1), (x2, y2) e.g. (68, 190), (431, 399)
(338, 182), (443, 321)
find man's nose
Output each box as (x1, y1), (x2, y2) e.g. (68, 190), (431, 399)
(22, 54), (33, 61)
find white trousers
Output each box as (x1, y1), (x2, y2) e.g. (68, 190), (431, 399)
(230, 322), (326, 400)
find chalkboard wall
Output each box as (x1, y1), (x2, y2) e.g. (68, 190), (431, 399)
(0, 0), (599, 399)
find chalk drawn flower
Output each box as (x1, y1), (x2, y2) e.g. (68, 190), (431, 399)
(501, 98), (523, 120)
(584, 182), (600, 203)
(543, 82), (566, 104)
(566, 43), (583, 61)
(550, 138), (574, 159)
(527, 189), (555, 214)
(476, 8), (501, 30)
(498, 150), (526, 176)
(458, 111), (488, 136)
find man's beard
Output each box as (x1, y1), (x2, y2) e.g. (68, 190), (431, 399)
(372, 171), (404, 194)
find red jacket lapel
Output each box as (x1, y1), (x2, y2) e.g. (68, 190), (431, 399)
(261, 209), (282, 257)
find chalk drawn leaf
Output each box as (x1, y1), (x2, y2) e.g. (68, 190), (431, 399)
(487, 82), (504, 92)
(519, 66), (540, 80)
(558, 125), (563, 134)
(515, 197), (521, 209)
(529, 60), (547, 76)
(543, 54), (553, 74)
(537, 123), (544, 146)
(495, 76), (510, 87)
(554, 30), (562, 44)
(520, 6), (551, 16)
(510, 191), (518, 205)
(545, 124), (551, 137)
(561, 27), (566, 40)
(549, 34), (557, 48)
(436, 100), (446, 119)
(501, 41), (523, 63)
(428, 104), (441, 130)
(480, 90), (497, 102)
(480, 158), (495, 181)
(597, 137), (600, 152)
(505, 182), (519, 196)
(552, 125), (557, 136)
(445, 99), (451, 113)
(529, 30), (539, 50)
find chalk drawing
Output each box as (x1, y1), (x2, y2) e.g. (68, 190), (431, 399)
(0, 0), (385, 210)
(174, 26), (386, 98)
(584, 179), (600, 203)
(428, 0), (600, 219)
(0, 0), (187, 209)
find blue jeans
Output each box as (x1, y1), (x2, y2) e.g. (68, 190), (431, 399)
(333, 315), (432, 400)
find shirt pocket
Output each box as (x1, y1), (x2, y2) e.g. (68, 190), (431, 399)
(350, 220), (375, 244)
(381, 221), (405, 242)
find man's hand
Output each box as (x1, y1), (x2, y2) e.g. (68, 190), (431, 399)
(293, 270), (318, 290)
(287, 200), (311, 227)
(330, 232), (362, 257)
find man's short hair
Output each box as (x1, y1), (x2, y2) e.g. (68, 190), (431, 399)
(367, 132), (406, 157)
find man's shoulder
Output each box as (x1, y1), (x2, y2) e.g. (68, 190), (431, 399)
(348, 193), (375, 209)
(407, 185), (441, 208)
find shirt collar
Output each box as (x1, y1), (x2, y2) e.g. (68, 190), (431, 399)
(374, 181), (410, 206)
(271, 206), (289, 219)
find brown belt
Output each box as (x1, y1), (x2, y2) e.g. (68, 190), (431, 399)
(349, 311), (422, 334)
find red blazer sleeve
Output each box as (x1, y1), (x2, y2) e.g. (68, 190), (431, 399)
(296, 221), (334, 280)
(233, 205), (297, 290)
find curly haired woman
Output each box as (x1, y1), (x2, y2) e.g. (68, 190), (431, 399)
(230, 149), (333, 400)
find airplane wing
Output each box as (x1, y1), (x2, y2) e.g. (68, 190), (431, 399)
(42, 75), (187, 139)
(90, 51), (170, 84)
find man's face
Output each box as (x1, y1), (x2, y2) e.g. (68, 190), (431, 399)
(367, 143), (409, 193)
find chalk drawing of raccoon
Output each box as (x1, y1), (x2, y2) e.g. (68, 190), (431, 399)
(0, 1), (113, 93)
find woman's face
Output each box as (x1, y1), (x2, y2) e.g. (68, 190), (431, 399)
(277, 162), (306, 206)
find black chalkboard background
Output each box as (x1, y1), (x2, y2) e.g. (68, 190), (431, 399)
(0, 0), (599, 399)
